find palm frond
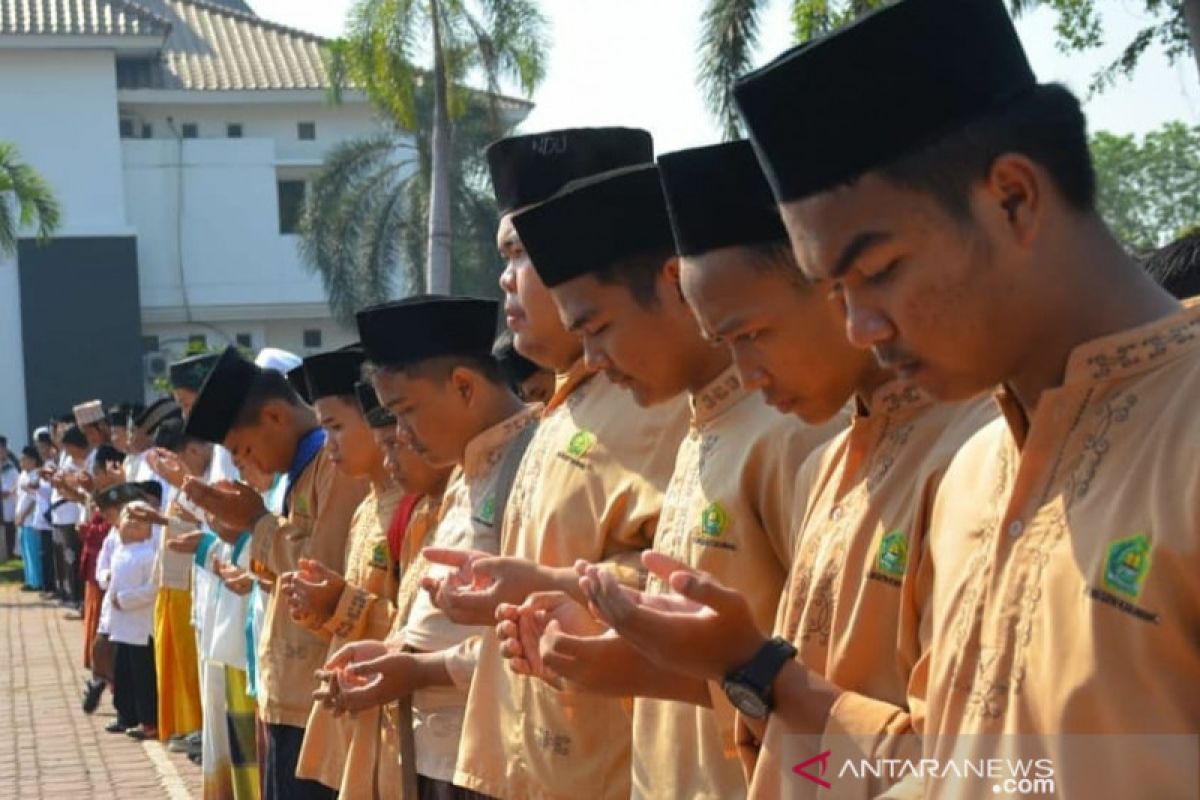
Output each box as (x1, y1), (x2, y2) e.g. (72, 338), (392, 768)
(698, 0), (763, 140)
(0, 141), (61, 255)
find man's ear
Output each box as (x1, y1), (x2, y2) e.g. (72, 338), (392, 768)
(449, 367), (476, 406)
(258, 400), (288, 429)
(979, 153), (1042, 249)
(662, 256), (685, 304)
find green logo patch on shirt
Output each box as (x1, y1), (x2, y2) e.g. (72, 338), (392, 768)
(700, 502), (729, 538)
(565, 429), (596, 459)
(875, 530), (909, 579)
(476, 494), (496, 526)
(370, 542), (389, 569)
(1103, 533), (1152, 600)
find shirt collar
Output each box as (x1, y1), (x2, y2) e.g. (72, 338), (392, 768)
(689, 365), (748, 427)
(861, 378), (932, 420)
(546, 357), (596, 412)
(283, 427), (326, 514)
(462, 405), (541, 479)
(1061, 298), (1200, 386)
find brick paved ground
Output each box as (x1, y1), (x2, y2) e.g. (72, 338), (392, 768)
(0, 583), (203, 799)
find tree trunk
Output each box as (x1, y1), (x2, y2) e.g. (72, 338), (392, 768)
(1183, 0), (1200, 88)
(425, 0), (453, 295)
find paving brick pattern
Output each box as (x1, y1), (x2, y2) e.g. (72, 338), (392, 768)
(0, 583), (203, 799)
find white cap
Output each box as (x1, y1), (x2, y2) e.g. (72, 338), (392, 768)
(73, 400), (105, 426)
(254, 347), (302, 375)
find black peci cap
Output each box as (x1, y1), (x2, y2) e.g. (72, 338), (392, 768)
(733, 0), (1037, 203)
(354, 381), (396, 429)
(355, 295), (499, 368)
(302, 347), (365, 402)
(512, 165), (676, 289)
(657, 140), (789, 257)
(184, 347), (262, 444)
(486, 127), (654, 214)
(169, 352), (221, 392)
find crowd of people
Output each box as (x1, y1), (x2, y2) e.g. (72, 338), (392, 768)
(4, 0), (1198, 797)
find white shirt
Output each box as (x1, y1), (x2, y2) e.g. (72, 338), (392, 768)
(1, 463), (17, 522)
(96, 530), (121, 634)
(15, 469), (37, 525)
(49, 452), (84, 526)
(107, 538), (157, 645)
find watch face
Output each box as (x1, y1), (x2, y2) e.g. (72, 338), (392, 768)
(724, 680), (769, 719)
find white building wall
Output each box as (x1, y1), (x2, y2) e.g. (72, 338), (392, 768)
(0, 50), (128, 444)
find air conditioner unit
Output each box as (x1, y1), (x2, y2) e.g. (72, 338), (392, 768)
(143, 351), (169, 380)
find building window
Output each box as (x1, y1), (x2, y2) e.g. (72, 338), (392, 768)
(235, 332), (253, 348)
(187, 334), (207, 353)
(181, 123), (199, 139)
(303, 329), (322, 348)
(297, 122), (316, 141)
(119, 119), (135, 138)
(277, 179), (307, 234)
(227, 123), (243, 139)
(141, 335), (160, 353)
(141, 122), (153, 139)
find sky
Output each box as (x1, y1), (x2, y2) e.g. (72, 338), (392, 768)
(250, 0), (1199, 153)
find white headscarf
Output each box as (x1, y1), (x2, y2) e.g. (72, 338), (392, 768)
(254, 347), (302, 375)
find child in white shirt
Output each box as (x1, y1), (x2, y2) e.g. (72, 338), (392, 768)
(109, 506), (159, 739)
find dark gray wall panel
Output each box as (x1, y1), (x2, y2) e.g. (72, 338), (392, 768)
(18, 236), (144, 428)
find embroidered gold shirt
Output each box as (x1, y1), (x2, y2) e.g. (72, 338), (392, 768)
(745, 384), (995, 800)
(399, 405), (541, 783)
(633, 366), (848, 800)
(455, 361), (689, 800)
(296, 484), (403, 796)
(887, 302), (1200, 798)
(251, 445), (368, 727)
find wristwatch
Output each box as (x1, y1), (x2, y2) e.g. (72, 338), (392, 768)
(721, 636), (797, 719)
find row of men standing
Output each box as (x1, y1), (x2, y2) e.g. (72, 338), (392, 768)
(121, 0), (1199, 797)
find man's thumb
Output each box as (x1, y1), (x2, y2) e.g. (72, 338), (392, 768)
(669, 569), (736, 611)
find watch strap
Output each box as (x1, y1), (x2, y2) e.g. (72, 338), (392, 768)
(737, 636), (798, 695)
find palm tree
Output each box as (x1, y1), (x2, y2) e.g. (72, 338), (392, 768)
(699, 0), (887, 140)
(325, 0), (548, 294)
(300, 83), (519, 322)
(0, 142), (61, 257)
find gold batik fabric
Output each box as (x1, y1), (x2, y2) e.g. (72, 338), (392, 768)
(633, 366), (847, 800)
(455, 361), (690, 800)
(746, 384), (994, 800)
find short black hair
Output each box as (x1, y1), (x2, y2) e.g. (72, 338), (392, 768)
(232, 369), (306, 429)
(62, 425), (88, 449)
(93, 444), (125, 470)
(1142, 229), (1200, 301)
(591, 244), (675, 308)
(21, 445), (40, 464)
(874, 83), (1095, 220)
(366, 354), (508, 388)
(153, 417), (204, 453)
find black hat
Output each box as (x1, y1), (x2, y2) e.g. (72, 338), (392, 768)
(133, 398), (182, 434)
(657, 141), (789, 257)
(95, 481), (163, 510)
(107, 404), (130, 427)
(355, 295), (500, 368)
(512, 165), (676, 289)
(486, 127), (654, 214)
(303, 347), (365, 401)
(184, 346), (262, 444)
(169, 352), (221, 392)
(733, 0), (1037, 203)
(286, 365), (311, 404)
(492, 330), (541, 387)
(354, 381), (396, 429)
